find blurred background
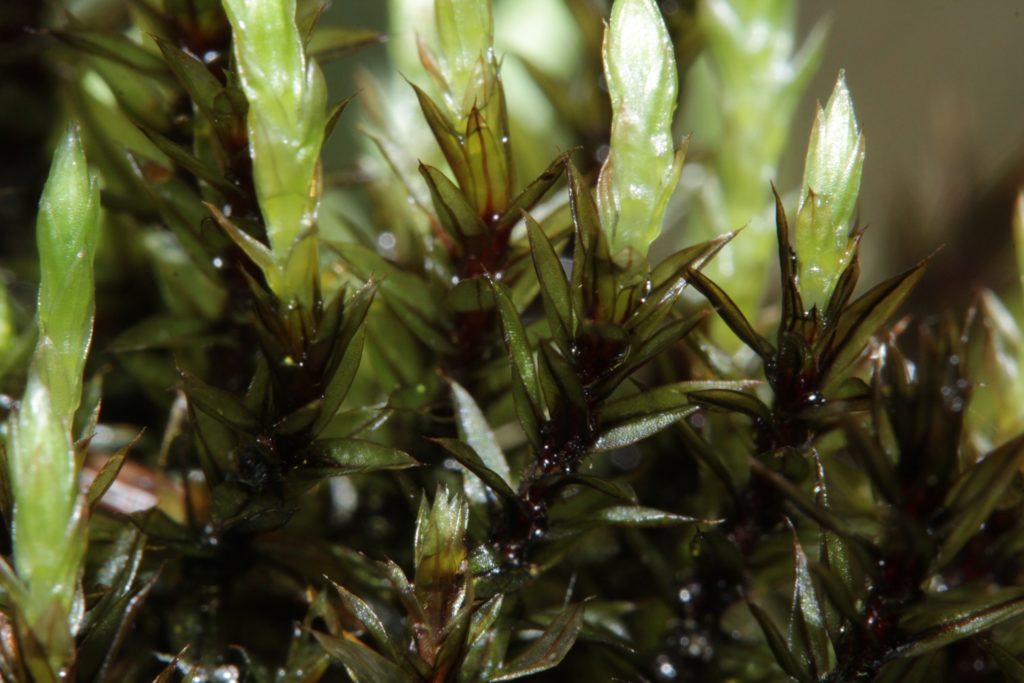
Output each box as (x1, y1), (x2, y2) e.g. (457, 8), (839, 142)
(3, 0), (1024, 311)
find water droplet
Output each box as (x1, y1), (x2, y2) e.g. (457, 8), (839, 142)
(377, 231), (397, 251)
(654, 655), (677, 680)
(212, 257), (225, 269)
(212, 665), (240, 683)
(678, 588), (692, 603)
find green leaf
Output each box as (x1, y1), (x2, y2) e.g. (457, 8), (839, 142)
(492, 280), (542, 417)
(463, 104), (513, 216)
(568, 161), (615, 321)
(748, 602), (814, 683)
(555, 474), (638, 504)
(77, 562), (156, 682)
(527, 214), (575, 349)
(898, 589), (1024, 658)
(600, 380), (753, 424)
(686, 268), (774, 359)
(842, 416), (899, 504)
(313, 283), (376, 435)
(820, 258), (927, 385)
(493, 603), (585, 681)
(314, 631), (416, 683)
(688, 389), (772, 421)
(938, 432), (1024, 567)
(459, 594), (505, 682)
(450, 379), (513, 505)
(629, 232), (734, 339)
(52, 29), (171, 80)
(448, 275), (496, 313)
(86, 432), (142, 509)
(310, 439), (418, 475)
(274, 399), (323, 436)
(823, 248), (861, 327)
(772, 186), (806, 332)
(595, 406), (696, 451)
(410, 83), (471, 193)
(432, 438), (517, 503)
(493, 154), (566, 235)
(155, 37), (246, 150)
(750, 460), (854, 539)
(547, 505), (710, 540)
(137, 126), (236, 194)
(306, 26), (384, 62)
(181, 371), (259, 432)
(331, 242), (452, 352)
(788, 525), (830, 680)
(331, 242), (446, 325)
(537, 342), (586, 413)
(615, 311), (706, 380)
(317, 405), (390, 441)
(324, 93), (357, 142)
(331, 581), (403, 664)
(130, 158), (222, 283)
(420, 163), (489, 242)
(676, 418), (739, 499)
(376, 558), (428, 628)
(204, 202), (274, 273)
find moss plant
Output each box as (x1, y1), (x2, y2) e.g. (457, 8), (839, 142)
(2, 0), (1024, 681)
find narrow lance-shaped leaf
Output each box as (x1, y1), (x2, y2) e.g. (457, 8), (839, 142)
(898, 589), (1024, 658)
(526, 214), (575, 348)
(794, 72), (865, 313)
(597, 0), (682, 266)
(314, 631), (417, 683)
(432, 438), (517, 503)
(749, 602), (815, 683)
(331, 581), (404, 664)
(820, 258), (927, 386)
(420, 163), (489, 244)
(547, 504), (713, 540)
(686, 268), (775, 359)
(595, 406), (697, 451)
(493, 603), (586, 681)
(788, 523), (830, 680)
(450, 380), (513, 505)
(491, 280), (543, 418)
(310, 439), (418, 475)
(937, 432), (1024, 567)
